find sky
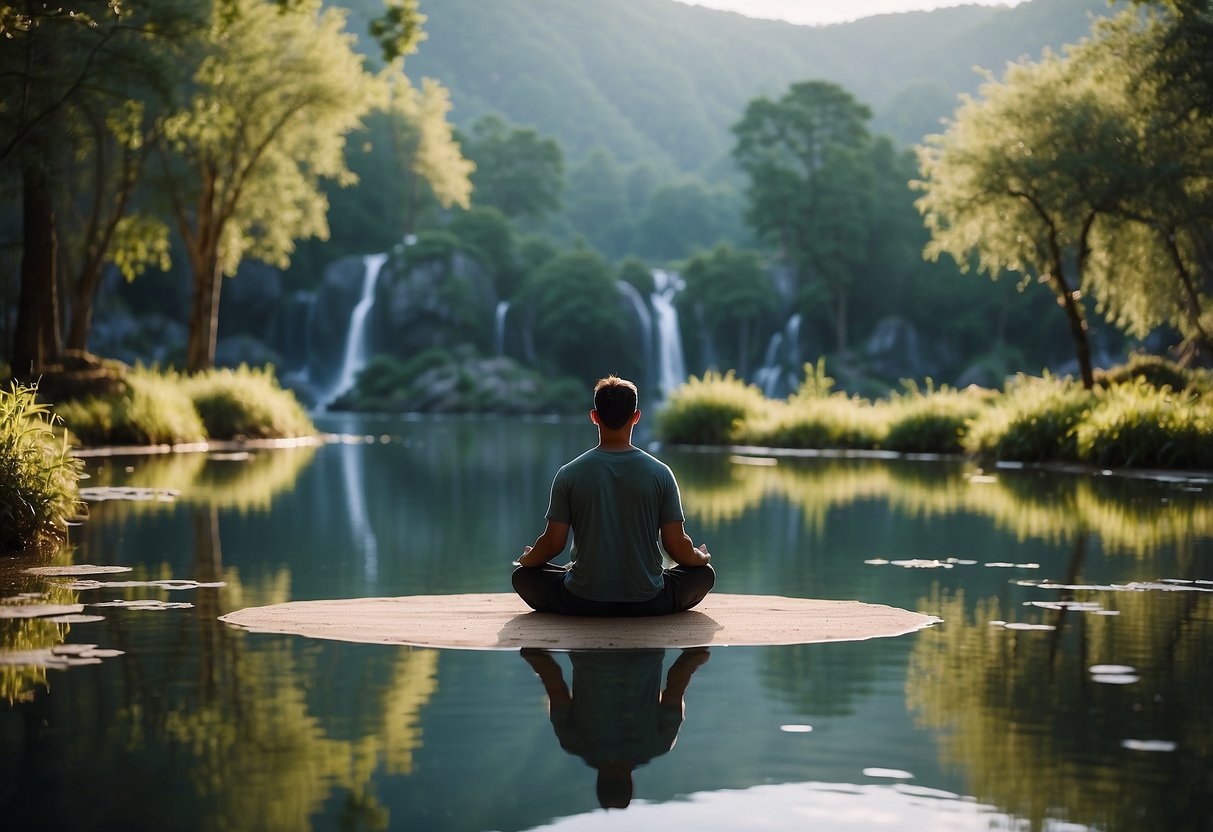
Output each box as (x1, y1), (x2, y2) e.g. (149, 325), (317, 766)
(673, 0), (1027, 27)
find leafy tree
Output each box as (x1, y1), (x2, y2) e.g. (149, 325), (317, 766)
(679, 243), (778, 378)
(0, 2), (186, 375)
(387, 73), (474, 234)
(158, 0), (385, 372)
(634, 177), (745, 263)
(732, 81), (875, 356)
(447, 206), (519, 297)
(1076, 9), (1213, 362)
(460, 114), (563, 223)
(562, 148), (632, 257)
(914, 52), (1139, 388)
(519, 249), (634, 383)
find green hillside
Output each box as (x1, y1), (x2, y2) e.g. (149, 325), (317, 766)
(367, 0), (1119, 170)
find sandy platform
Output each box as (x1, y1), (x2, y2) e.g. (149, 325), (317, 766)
(218, 593), (940, 650)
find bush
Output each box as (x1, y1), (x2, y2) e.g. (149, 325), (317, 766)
(964, 374), (1094, 462)
(58, 366), (205, 445)
(742, 396), (885, 450)
(0, 382), (82, 552)
(184, 365), (314, 440)
(655, 371), (768, 445)
(1074, 379), (1213, 469)
(882, 383), (992, 454)
(1096, 353), (1211, 394)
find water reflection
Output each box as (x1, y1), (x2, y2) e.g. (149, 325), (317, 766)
(670, 451), (1213, 558)
(906, 532), (1213, 831)
(521, 648), (709, 809)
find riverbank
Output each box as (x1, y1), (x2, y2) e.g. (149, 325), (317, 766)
(656, 357), (1213, 472)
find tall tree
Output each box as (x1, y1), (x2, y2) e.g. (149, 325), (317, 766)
(158, 0), (384, 371)
(678, 243), (777, 378)
(460, 114), (564, 224)
(732, 81), (874, 356)
(914, 53), (1139, 388)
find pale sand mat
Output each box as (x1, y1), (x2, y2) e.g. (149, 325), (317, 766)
(219, 593), (940, 650)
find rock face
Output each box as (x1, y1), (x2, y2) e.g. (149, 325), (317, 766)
(374, 250), (497, 359)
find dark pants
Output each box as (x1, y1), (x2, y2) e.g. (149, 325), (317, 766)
(512, 562), (716, 617)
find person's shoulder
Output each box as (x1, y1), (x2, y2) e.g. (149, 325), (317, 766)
(636, 448), (675, 475)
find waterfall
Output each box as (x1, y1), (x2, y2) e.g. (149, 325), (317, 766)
(327, 253), (388, 405)
(617, 282), (653, 389)
(650, 269), (686, 400)
(755, 313), (804, 398)
(494, 300), (510, 356)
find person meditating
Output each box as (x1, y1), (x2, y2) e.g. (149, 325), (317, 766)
(512, 375), (715, 616)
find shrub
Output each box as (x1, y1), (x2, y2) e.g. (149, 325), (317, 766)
(742, 396), (885, 450)
(964, 374), (1094, 462)
(57, 366), (205, 445)
(1096, 353), (1210, 395)
(1074, 379), (1213, 469)
(0, 382), (82, 552)
(655, 371), (769, 445)
(882, 383), (992, 454)
(185, 365), (314, 440)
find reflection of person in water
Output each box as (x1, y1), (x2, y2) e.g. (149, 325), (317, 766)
(521, 647), (710, 809)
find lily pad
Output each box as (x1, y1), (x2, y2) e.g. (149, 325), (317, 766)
(0, 603), (85, 619)
(24, 565), (133, 576)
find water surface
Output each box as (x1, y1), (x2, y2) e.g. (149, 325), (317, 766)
(2, 414), (1210, 831)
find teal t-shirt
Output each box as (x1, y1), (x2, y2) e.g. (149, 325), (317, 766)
(546, 447), (685, 602)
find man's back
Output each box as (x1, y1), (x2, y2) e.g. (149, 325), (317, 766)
(547, 448), (683, 602)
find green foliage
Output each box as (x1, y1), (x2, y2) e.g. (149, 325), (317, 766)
(744, 396), (887, 451)
(678, 243), (778, 377)
(447, 206), (518, 294)
(184, 365), (314, 440)
(1073, 379), (1213, 469)
(882, 383), (993, 454)
(0, 382), (81, 552)
(1096, 352), (1212, 394)
(388, 72), (474, 229)
(655, 371), (769, 445)
(57, 367), (206, 446)
(964, 375), (1094, 462)
(617, 259), (656, 298)
(460, 114), (564, 222)
(520, 249), (633, 384)
(404, 230), (460, 266)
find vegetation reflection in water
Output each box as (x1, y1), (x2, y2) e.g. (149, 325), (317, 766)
(671, 449), (1213, 559)
(2, 420), (1210, 830)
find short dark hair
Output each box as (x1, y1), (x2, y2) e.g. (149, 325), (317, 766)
(593, 376), (638, 430)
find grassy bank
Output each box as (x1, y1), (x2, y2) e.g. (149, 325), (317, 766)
(0, 382), (82, 552)
(54, 363), (314, 446)
(656, 357), (1213, 471)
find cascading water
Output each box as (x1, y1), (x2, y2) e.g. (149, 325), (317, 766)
(755, 313), (804, 398)
(327, 252), (388, 405)
(494, 300), (510, 356)
(650, 269), (687, 400)
(616, 281), (653, 389)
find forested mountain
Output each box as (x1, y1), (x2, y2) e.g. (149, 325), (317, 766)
(346, 0), (1119, 171)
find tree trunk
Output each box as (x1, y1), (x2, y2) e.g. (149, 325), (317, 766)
(834, 285), (848, 357)
(12, 159), (62, 378)
(66, 262), (103, 352)
(186, 253), (223, 372)
(1048, 265), (1094, 389)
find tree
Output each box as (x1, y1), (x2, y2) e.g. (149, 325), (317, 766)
(914, 52), (1141, 388)
(460, 114), (564, 224)
(387, 73), (474, 235)
(1076, 9), (1213, 362)
(520, 249), (633, 383)
(562, 148), (632, 257)
(158, 0), (385, 372)
(732, 81), (875, 356)
(679, 244), (778, 378)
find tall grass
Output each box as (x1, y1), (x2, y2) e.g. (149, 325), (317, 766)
(655, 371), (769, 445)
(657, 359), (1213, 471)
(57, 366), (205, 445)
(0, 382), (82, 552)
(963, 374), (1094, 462)
(184, 365), (314, 440)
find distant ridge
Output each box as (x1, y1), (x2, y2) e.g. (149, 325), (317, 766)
(341, 0), (1117, 170)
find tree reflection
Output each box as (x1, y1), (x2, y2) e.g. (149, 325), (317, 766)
(906, 534), (1213, 831)
(672, 452), (1213, 559)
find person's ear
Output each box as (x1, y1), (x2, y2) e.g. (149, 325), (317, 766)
(632, 409), (641, 425)
(590, 409), (600, 425)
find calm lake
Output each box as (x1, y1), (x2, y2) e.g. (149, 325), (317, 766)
(2, 413), (1211, 831)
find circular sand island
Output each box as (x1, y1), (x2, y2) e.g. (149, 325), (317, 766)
(219, 593), (940, 650)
